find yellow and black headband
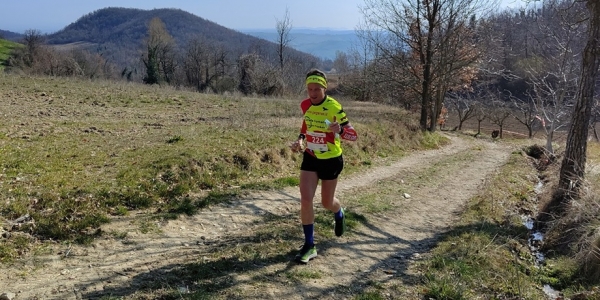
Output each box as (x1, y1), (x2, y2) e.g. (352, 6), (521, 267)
(306, 75), (327, 88)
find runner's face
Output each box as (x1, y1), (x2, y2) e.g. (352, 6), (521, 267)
(307, 83), (325, 102)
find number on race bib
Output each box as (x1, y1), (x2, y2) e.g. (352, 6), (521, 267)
(306, 131), (328, 152)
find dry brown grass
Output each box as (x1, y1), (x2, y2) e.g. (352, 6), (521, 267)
(532, 141), (600, 287)
(0, 74), (433, 259)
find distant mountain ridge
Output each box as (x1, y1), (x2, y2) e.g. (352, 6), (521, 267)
(0, 29), (23, 41)
(39, 7), (320, 68)
(242, 29), (359, 60)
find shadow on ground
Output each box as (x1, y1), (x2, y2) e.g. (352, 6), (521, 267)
(78, 200), (526, 299)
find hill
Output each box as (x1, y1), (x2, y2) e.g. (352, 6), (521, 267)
(243, 29), (360, 60)
(0, 38), (22, 70)
(45, 7), (320, 69)
(0, 29), (23, 41)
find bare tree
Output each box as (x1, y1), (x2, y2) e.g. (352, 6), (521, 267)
(446, 91), (478, 130)
(22, 29), (45, 68)
(429, 18), (479, 131)
(183, 37), (228, 92)
(473, 102), (487, 136)
(237, 53), (283, 96)
(488, 95), (511, 139)
(333, 51), (351, 74)
(275, 8), (293, 71)
(184, 37), (209, 91)
(6, 29), (55, 74)
(238, 53), (257, 95)
(558, 0), (600, 200)
(360, 0), (490, 131)
(340, 32), (378, 102)
(511, 94), (539, 139)
(522, 0), (586, 153)
(590, 95), (600, 142)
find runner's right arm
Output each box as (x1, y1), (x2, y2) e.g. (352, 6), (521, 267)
(290, 120), (307, 153)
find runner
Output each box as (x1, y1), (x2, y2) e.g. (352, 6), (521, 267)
(290, 69), (358, 263)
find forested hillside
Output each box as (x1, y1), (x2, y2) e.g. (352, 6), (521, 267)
(0, 29), (22, 41)
(3, 7), (321, 95)
(45, 7), (319, 70)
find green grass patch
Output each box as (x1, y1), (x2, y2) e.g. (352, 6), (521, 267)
(353, 291), (386, 300)
(0, 234), (33, 263)
(0, 38), (22, 70)
(415, 151), (549, 299)
(285, 268), (323, 281)
(240, 176), (300, 190)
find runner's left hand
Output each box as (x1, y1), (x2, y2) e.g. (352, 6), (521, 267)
(328, 116), (341, 134)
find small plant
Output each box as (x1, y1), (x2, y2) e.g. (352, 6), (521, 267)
(422, 273), (469, 300)
(167, 135), (183, 144)
(285, 269), (322, 281)
(113, 205), (129, 216)
(108, 230), (128, 239)
(167, 195), (198, 216)
(354, 291), (385, 300)
(136, 218), (161, 234)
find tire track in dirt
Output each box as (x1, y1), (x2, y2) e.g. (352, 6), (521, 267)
(0, 134), (514, 299)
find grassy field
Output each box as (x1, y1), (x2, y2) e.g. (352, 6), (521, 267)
(0, 39), (21, 71)
(0, 74), (433, 256)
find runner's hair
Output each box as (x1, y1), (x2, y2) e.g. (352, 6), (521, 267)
(306, 69), (327, 81)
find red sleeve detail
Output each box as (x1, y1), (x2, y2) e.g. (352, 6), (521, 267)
(341, 125), (357, 141)
(299, 99), (311, 135)
(300, 99), (311, 114)
(300, 119), (307, 135)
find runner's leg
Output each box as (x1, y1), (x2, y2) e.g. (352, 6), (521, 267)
(321, 179), (340, 213)
(296, 170), (320, 262)
(300, 170), (319, 242)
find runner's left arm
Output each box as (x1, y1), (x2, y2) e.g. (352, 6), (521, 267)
(334, 109), (357, 141)
(339, 122), (357, 141)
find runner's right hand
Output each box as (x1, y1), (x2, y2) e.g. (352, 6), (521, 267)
(290, 140), (303, 153)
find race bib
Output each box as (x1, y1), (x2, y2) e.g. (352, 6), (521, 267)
(306, 131), (328, 152)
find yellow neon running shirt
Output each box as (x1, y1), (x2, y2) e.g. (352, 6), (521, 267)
(300, 95), (349, 159)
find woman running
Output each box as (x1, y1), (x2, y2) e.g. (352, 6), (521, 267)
(290, 69), (358, 263)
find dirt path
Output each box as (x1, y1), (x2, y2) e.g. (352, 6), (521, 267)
(0, 133), (515, 299)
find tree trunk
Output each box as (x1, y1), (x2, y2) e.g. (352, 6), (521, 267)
(546, 121), (554, 154)
(557, 0), (600, 200)
(419, 1), (438, 132)
(420, 59), (433, 131)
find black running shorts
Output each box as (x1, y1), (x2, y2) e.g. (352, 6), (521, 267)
(300, 152), (344, 180)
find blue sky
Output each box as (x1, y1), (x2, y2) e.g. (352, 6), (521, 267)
(0, 0), (526, 34)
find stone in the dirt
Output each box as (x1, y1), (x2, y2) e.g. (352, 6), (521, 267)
(0, 292), (16, 300)
(403, 193), (411, 199)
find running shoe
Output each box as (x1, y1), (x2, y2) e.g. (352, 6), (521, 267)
(295, 244), (317, 263)
(335, 208), (346, 237)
